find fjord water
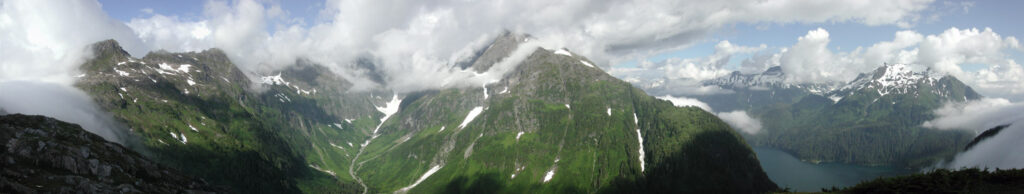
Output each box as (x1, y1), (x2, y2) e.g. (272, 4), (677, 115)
(754, 147), (914, 192)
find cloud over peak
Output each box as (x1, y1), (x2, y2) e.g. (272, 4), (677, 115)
(4, 0), (943, 93)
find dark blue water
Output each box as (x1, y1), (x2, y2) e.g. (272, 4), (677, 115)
(753, 147), (915, 192)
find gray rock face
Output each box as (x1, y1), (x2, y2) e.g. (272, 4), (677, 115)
(0, 114), (224, 193)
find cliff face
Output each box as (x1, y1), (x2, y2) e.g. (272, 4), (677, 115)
(0, 114), (223, 193)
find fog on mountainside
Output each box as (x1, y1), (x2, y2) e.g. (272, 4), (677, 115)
(924, 99), (1024, 170)
(0, 81), (128, 144)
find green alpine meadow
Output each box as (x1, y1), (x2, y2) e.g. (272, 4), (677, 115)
(66, 35), (777, 193)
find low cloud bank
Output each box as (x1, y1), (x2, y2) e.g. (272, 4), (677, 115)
(923, 98), (1024, 132)
(922, 98), (1024, 170)
(0, 81), (127, 143)
(944, 121), (1024, 170)
(657, 95), (714, 112)
(658, 95), (762, 135)
(717, 111), (763, 135)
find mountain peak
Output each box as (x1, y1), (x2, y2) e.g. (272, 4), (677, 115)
(872, 63), (936, 81)
(764, 66), (783, 75)
(829, 63), (981, 102)
(704, 66), (813, 91)
(841, 63), (939, 94)
(89, 39), (129, 58)
(463, 31), (532, 72)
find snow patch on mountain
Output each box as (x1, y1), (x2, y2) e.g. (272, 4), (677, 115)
(156, 63), (193, 75)
(636, 128), (646, 172)
(261, 73), (291, 86)
(458, 106), (485, 129)
(170, 132), (187, 144)
(580, 60), (594, 68)
(177, 64), (192, 73)
(828, 95), (843, 103)
(830, 63), (946, 98)
(396, 165), (443, 193)
(554, 48), (572, 56)
(309, 165), (336, 176)
(114, 68), (130, 76)
(373, 95), (403, 134)
(543, 168), (556, 183)
(482, 83), (490, 99)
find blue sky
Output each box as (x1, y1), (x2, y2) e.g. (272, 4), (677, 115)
(100, 0), (323, 27)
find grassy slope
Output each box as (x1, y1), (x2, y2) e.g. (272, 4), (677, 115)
(354, 48), (777, 193)
(75, 41), (376, 193)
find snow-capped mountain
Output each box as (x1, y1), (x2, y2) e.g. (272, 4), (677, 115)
(826, 63), (981, 102)
(695, 63), (980, 104)
(69, 36), (777, 193)
(703, 66), (838, 95)
(704, 66), (787, 89)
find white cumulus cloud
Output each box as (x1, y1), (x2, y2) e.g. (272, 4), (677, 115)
(115, 0), (936, 93)
(0, 0), (145, 85)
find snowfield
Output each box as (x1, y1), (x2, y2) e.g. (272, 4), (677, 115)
(636, 128), (646, 172)
(543, 169), (556, 183)
(459, 106), (485, 129)
(580, 60), (594, 68)
(396, 165), (443, 193)
(635, 113), (645, 172)
(260, 73), (291, 86)
(554, 48), (572, 56)
(373, 95), (403, 134)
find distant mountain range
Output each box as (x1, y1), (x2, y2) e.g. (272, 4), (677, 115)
(636, 63), (981, 167)
(48, 33), (780, 193)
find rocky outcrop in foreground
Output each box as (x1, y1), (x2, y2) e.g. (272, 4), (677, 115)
(0, 114), (223, 193)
